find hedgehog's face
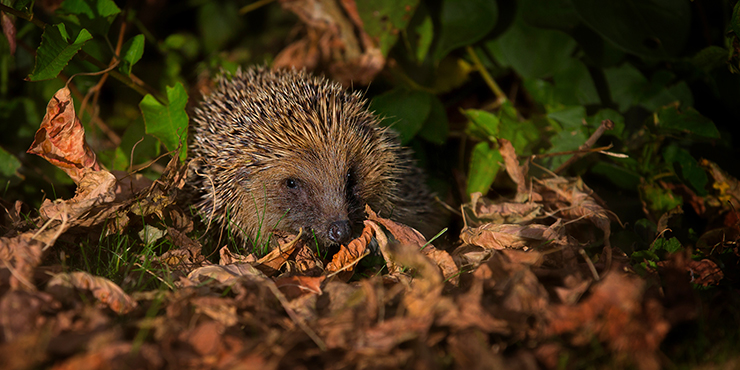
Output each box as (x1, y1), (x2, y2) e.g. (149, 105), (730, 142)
(253, 154), (369, 248)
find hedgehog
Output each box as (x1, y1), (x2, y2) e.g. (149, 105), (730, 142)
(190, 67), (441, 250)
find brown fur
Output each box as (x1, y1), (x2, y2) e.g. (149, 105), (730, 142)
(190, 67), (440, 249)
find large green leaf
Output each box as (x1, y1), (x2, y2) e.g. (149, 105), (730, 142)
(0, 146), (21, 178)
(370, 89), (432, 144)
(552, 60), (600, 105)
(435, 0), (498, 61)
(59, 0), (121, 36)
(418, 96), (449, 145)
(486, 16), (577, 79)
(27, 24), (93, 81)
(663, 145), (708, 196)
(119, 34), (145, 75)
(357, 0), (420, 56)
(140, 83), (189, 161)
(655, 106), (720, 139)
(520, 0), (580, 30)
(571, 0), (690, 58)
(198, 1), (242, 54)
(467, 141), (502, 196)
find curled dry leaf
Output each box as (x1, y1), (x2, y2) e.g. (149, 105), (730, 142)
(274, 275), (325, 300)
(186, 263), (264, 286)
(275, 0), (384, 85)
(461, 223), (563, 251)
(535, 177), (616, 248)
(366, 206), (459, 282)
(469, 192), (542, 224)
(39, 168), (117, 223)
(27, 87), (99, 183)
(254, 230), (304, 276)
(498, 138), (530, 201)
(0, 232), (44, 290)
(1, 11), (15, 56)
(546, 272), (670, 370)
(325, 221), (372, 281)
(46, 271), (136, 314)
(219, 246), (257, 265)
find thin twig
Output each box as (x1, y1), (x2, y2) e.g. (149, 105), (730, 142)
(555, 119), (615, 174)
(265, 279), (327, 351)
(579, 248), (600, 281)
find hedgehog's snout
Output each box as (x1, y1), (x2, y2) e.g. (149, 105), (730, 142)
(327, 220), (352, 245)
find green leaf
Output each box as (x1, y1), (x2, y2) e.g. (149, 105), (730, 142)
(140, 83), (189, 161)
(604, 63), (647, 112)
(663, 145), (709, 196)
(732, 1), (740, 39)
(119, 34), (145, 75)
(651, 237), (683, 254)
(655, 106), (720, 139)
(27, 24), (93, 81)
(60, 0), (121, 18)
(418, 96), (449, 145)
(12, 0), (33, 12)
(486, 16), (578, 79)
(59, 0), (121, 36)
(198, 1), (242, 53)
(435, 0), (498, 61)
(0, 146), (21, 177)
(552, 60), (600, 105)
(691, 46), (729, 72)
(467, 141), (502, 196)
(370, 89), (432, 144)
(464, 109), (499, 140)
(356, 0), (420, 56)
(547, 106), (586, 131)
(640, 182), (683, 217)
(412, 11), (434, 62)
(520, 0), (580, 30)
(591, 161), (640, 190)
(571, 0), (690, 58)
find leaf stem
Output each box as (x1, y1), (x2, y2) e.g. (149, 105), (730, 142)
(466, 46), (506, 104)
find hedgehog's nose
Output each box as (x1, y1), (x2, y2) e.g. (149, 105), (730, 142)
(328, 220), (352, 245)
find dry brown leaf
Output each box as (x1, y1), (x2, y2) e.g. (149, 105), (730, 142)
(46, 271), (136, 314)
(499, 138), (529, 201)
(192, 296), (239, 327)
(1, 11), (16, 56)
(367, 205), (426, 248)
(274, 275), (325, 300)
(325, 222), (372, 281)
(27, 87), (99, 183)
(254, 230), (304, 276)
(658, 256), (724, 287)
(461, 223), (563, 251)
(41, 168), (116, 219)
(186, 263), (264, 285)
(0, 232), (44, 290)
(470, 192), (542, 223)
(291, 242), (323, 275)
(219, 246), (257, 265)
(276, 0), (384, 85)
(51, 342), (163, 370)
(546, 271), (670, 370)
(536, 177), (616, 248)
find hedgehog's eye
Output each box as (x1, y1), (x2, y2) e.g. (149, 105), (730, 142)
(285, 178), (299, 189)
